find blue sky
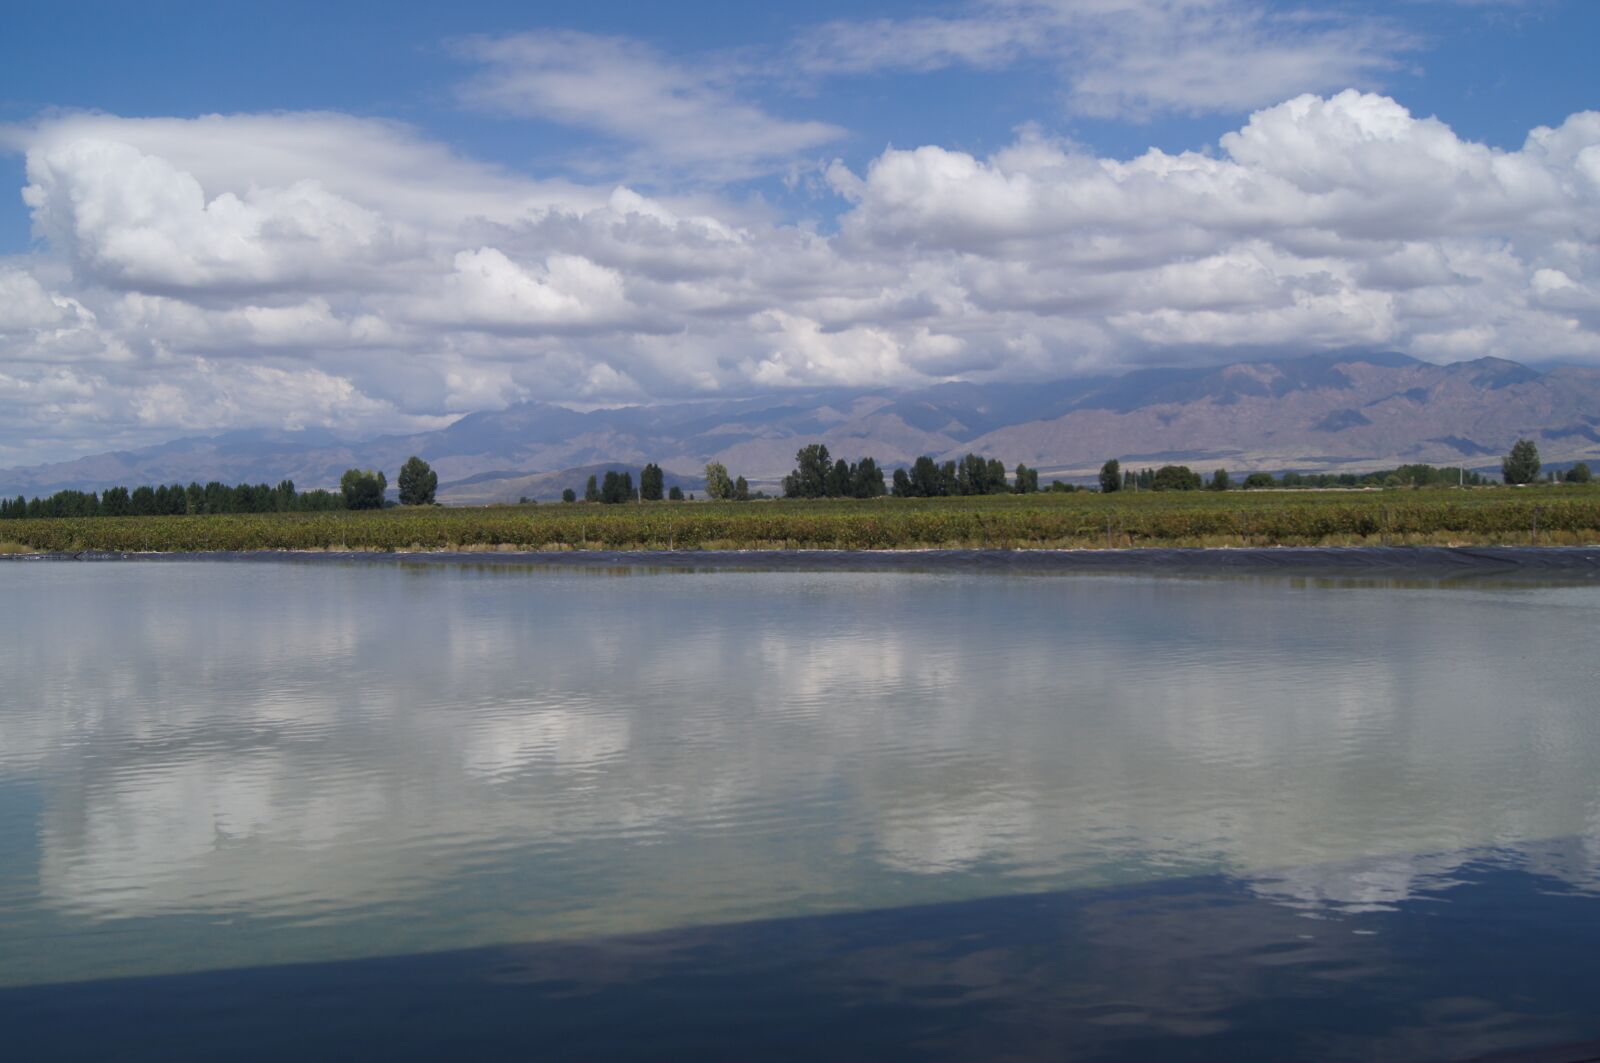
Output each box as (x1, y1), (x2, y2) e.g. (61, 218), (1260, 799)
(0, 0), (1597, 465)
(5, 4), (1592, 164)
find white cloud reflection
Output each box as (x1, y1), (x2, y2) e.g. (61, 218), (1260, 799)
(4, 565), (1600, 984)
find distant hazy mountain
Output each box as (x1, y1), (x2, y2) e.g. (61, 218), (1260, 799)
(5, 351), (1600, 499)
(963, 353), (1600, 477)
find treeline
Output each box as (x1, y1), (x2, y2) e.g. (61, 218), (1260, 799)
(579, 469), (639, 504)
(554, 447), (1064, 503)
(889, 454), (1041, 498)
(783, 445), (887, 498)
(564, 464), (718, 504)
(0, 455), (441, 520)
(1100, 463), (1214, 492)
(778, 444), (1051, 499)
(565, 446), (1056, 504)
(1097, 459), (1568, 493)
(1095, 441), (1595, 493)
(573, 467), (676, 504)
(1244, 465), (1493, 489)
(1099, 461), (1492, 493)
(0, 480), (346, 520)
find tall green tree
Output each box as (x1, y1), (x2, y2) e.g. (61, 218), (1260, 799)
(340, 469), (387, 509)
(733, 476), (750, 501)
(1566, 462), (1592, 484)
(909, 456), (943, 497)
(704, 462), (734, 500)
(397, 456), (437, 505)
(826, 458), (853, 498)
(956, 453), (986, 495)
(852, 458), (887, 498)
(640, 463), (665, 501)
(785, 444), (831, 498)
(101, 486), (131, 516)
(584, 474), (600, 502)
(986, 458), (1008, 494)
(1502, 439), (1542, 484)
(1208, 468), (1231, 491)
(599, 470), (636, 504)
(1099, 459), (1122, 493)
(891, 468), (912, 497)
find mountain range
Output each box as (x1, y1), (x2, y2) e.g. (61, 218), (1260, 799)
(5, 351), (1600, 502)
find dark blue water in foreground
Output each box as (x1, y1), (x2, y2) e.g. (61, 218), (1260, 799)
(8, 852), (1600, 1062)
(3, 560), (1600, 1060)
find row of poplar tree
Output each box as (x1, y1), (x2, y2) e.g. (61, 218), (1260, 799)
(0, 456), (440, 519)
(559, 464), (700, 504)
(554, 446), (1051, 505)
(1093, 441), (1587, 493)
(784, 444), (1047, 498)
(565, 465), (700, 504)
(0, 480), (341, 520)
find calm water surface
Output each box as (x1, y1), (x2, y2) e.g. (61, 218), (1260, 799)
(2, 559), (1599, 1060)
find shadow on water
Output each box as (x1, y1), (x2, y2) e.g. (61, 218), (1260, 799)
(6, 850), (1600, 1063)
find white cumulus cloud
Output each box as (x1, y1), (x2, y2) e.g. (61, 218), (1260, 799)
(1, 91), (1598, 465)
(24, 139), (403, 294)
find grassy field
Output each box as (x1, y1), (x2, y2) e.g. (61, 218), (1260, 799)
(3, 486), (1600, 554)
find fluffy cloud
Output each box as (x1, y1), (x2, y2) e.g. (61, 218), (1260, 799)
(838, 92), (1600, 251)
(835, 92), (1600, 358)
(24, 139), (405, 294)
(1, 91), (1598, 465)
(0, 268), (81, 332)
(409, 248), (635, 333)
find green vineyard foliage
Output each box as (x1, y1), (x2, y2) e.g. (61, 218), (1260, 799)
(5, 488), (1600, 554)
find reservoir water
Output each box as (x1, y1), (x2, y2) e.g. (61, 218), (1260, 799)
(3, 558), (1599, 1060)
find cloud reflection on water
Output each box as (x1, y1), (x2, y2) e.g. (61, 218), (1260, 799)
(2, 561), (1599, 981)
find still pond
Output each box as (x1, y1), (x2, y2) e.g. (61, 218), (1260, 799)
(2, 559), (1598, 1060)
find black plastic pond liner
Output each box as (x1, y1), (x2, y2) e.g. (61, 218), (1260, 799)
(13, 545), (1600, 581)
